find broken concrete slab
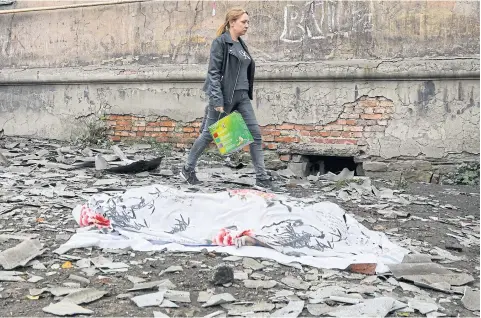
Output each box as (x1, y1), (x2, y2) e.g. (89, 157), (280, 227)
(402, 254), (435, 263)
(68, 274), (90, 285)
(27, 275), (44, 283)
(49, 287), (86, 297)
(408, 299), (438, 314)
(0, 239), (45, 269)
(306, 303), (333, 316)
(128, 279), (176, 291)
(159, 299), (179, 308)
(328, 297), (407, 317)
(159, 265), (183, 276)
(243, 280), (277, 289)
(42, 301), (93, 316)
(164, 290), (191, 303)
(62, 288), (108, 305)
(202, 293), (236, 307)
(271, 300), (304, 318)
(233, 271), (249, 281)
(198, 290), (215, 303)
(203, 310), (226, 318)
(224, 302), (275, 316)
(320, 168), (354, 182)
(388, 262), (474, 287)
(126, 275), (146, 284)
(0, 270), (25, 282)
(153, 311), (171, 317)
(242, 258), (264, 271)
(281, 276), (311, 290)
(461, 288), (480, 311)
(328, 295), (362, 304)
(131, 291), (166, 308)
(308, 286), (346, 303)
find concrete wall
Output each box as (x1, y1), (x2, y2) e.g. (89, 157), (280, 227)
(0, 0), (479, 181)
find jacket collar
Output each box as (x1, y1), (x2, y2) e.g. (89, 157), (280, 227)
(221, 32), (234, 44)
(221, 32), (249, 52)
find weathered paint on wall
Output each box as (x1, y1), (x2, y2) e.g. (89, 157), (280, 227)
(0, 0), (479, 180)
(0, 1), (479, 67)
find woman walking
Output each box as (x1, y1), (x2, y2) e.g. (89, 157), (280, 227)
(181, 7), (274, 189)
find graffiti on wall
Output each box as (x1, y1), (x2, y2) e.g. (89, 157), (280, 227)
(280, 1), (373, 43)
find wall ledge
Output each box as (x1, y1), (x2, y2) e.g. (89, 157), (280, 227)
(0, 57), (479, 85)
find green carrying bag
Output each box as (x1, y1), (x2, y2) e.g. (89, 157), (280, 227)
(209, 111), (254, 156)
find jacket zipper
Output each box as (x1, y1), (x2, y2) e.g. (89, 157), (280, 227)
(230, 62), (241, 105)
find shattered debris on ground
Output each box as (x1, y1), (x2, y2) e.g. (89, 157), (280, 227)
(0, 136), (479, 317)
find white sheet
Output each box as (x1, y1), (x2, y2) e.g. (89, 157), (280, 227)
(56, 185), (408, 272)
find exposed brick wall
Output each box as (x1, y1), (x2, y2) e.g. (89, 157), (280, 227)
(105, 96), (394, 155)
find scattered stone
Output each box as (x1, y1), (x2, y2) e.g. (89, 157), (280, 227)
(281, 276), (310, 290)
(211, 265), (234, 286)
(462, 288), (480, 311)
(159, 265), (183, 276)
(329, 295), (362, 304)
(90, 256), (129, 272)
(75, 259), (91, 268)
(30, 288), (48, 296)
(116, 293), (133, 299)
(399, 282), (423, 293)
(42, 302), (93, 316)
(223, 256), (242, 262)
(131, 291), (166, 308)
(62, 288), (108, 305)
(243, 280), (277, 289)
(271, 300), (304, 317)
(159, 299), (179, 308)
(0, 271), (25, 282)
(63, 282), (81, 288)
(387, 277), (399, 286)
(225, 302), (276, 315)
(360, 275), (379, 285)
(198, 291), (215, 303)
(308, 286), (345, 303)
(328, 297), (407, 317)
(0, 239), (45, 269)
(426, 312), (447, 318)
(27, 275), (44, 283)
(202, 293), (236, 307)
(164, 290), (191, 303)
(128, 279), (176, 291)
(203, 310), (225, 318)
(234, 271), (249, 281)
(445, 243), (463, 252)
(307, 303), (333, 316)
(29, 260), (47, 270)
(49, 287), (85, 297)
(242, 258), (264, 271)
(408, 299), (438, 314)
(153, 311), (170, 318)
(68, 274), (90, 285)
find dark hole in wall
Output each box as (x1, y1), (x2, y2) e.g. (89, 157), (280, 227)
(304, 155), (364, 176)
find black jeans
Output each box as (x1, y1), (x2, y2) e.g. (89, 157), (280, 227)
(186, 90), (268, 180)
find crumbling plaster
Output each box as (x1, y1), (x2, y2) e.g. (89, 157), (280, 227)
(0, 0), (479, 163)
(0, 1), (479, 67)
(0, 73), (479, 160)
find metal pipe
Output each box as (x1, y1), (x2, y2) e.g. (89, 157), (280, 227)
(0, 0), (149, 15)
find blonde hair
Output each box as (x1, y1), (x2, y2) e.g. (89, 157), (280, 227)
(216, 7), (248, 37)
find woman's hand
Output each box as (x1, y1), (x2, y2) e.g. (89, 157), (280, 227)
(215, 106), (224, 113)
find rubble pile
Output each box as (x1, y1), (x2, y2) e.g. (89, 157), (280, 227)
(0, 136), (479, 317)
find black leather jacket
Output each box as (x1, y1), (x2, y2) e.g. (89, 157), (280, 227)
(202, 32), (255, 113)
